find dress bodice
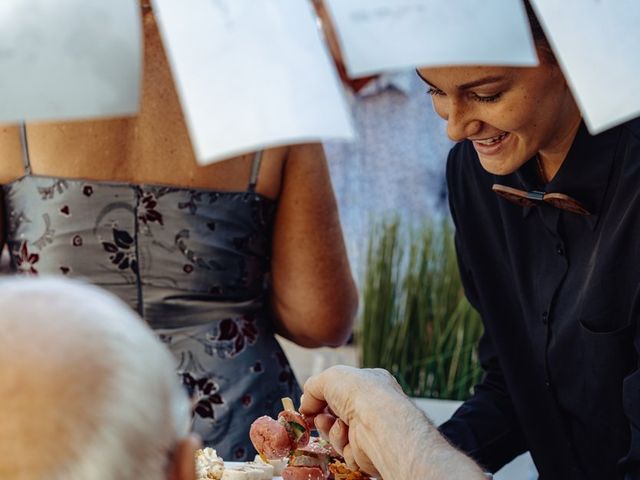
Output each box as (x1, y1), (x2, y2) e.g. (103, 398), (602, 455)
(3, 175), (276, 329)
(1, 138), (300, 460)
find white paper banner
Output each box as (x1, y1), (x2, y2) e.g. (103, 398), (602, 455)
(152, 0), (354, 165)
(324, 0), (538, 77)
(529, 0), (640, 134)
(0, 0), (142, 123)
(154, 0), (353, 164)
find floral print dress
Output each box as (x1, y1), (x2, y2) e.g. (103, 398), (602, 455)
(2, 150), (301, 460)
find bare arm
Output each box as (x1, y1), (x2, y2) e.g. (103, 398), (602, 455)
(269, 143), (357, 348)
(0, 125), (24, 251)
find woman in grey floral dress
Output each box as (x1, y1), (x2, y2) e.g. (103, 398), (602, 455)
(0, 2), (357, 461)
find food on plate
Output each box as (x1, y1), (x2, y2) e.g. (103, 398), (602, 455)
(249, 397), (311, 459)
(250, 415), (293, 459)
(221, 465), (261, 480)
(282, 465), (326, 480)
(278, 409), (311, 446)
(328, 460), (372, 480)
(282, 440), (332, 479)
(283, 438), (373, 480)
(307, 437), (340, 458)
(195, 448), (224, 480)
(245, 460), (275, 479)
(254, 454), (286, 476)
(248, 398), (373, 479)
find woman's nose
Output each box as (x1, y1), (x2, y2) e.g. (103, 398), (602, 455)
(445, 103), (481, 142)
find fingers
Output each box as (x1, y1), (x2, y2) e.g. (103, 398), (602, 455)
(314, 412), (337, 440)
(299, 383), (328, 417)
(300, 365), (357, 416)
(340, 436), (382, 478)
(301, 367), (388, 478)
(328, 418), (349, 455)
(342, 443), (357, 471)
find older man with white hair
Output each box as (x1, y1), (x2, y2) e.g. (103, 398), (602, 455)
(0, 277), (200, 480)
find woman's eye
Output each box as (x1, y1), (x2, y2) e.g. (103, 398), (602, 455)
(472, 92), (503, 103)
(426, 87), (445, 97)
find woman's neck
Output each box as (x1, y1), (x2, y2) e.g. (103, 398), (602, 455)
(538, 107), (582, 182)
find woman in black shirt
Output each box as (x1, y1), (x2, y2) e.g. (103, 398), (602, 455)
(300, 3), (640, 479)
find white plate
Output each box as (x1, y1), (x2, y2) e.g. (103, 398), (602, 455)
(224, 461), (283, 480)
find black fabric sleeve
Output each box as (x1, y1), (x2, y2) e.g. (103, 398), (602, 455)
(622, 370), (640, 479)
(438, 147), (527, 473)
(619, 292), (640, 479)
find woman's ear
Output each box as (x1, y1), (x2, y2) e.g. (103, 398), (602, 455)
(167, 434), (201, 480)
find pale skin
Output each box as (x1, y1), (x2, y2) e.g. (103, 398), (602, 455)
(0, 4), (357, 347)
(300, 366), (487, 480)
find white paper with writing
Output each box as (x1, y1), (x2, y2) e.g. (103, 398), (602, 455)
(529, 0), (640, 134)
(0, 0), (141, 123)
(324, 0), (538, 77)
(152, 0), (354, 165)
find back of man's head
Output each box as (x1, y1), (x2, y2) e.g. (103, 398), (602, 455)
(0, 277), (192, 480)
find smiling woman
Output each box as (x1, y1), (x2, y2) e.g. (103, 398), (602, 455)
(413, 2), (640, 478)
(297, 2), (640, 479)
(415, 0), (577, 181)
(416, 59), (581, 180)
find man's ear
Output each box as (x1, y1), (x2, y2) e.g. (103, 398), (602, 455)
(168, 434), (201, 480)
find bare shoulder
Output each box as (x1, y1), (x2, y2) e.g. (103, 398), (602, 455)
(251, 143), (326, 200)
(274, 142), (339, 221)
(252, 146), (287, 200)
(280, 143), (330, 179)
(278, 143), (334, 203)
(0, 125), (27, 183)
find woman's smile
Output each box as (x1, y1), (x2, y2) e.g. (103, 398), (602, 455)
(471, 131), (511, 156)
(417, 62), (582, 177)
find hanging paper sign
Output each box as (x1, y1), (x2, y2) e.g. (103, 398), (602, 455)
(529, 0), (640, 133)
(152, 0), (354, 165)
(323, 0), (538, 77)
(0, 0), (142, 123)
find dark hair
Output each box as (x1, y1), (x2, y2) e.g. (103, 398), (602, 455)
(523, 0), (556, 62)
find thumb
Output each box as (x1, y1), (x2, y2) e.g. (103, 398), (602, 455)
(300, 365), (354, 418)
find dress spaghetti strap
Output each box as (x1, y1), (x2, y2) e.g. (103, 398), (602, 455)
(247, 150), (263, 192)
(19, 122), (32, 176)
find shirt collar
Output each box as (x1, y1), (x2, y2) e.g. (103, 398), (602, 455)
(356, 71), (413, 98)
(510, 121), (619, 230)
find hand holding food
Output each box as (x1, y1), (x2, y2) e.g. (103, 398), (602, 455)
(247, 396), (369, 479)
(300, 366), (488, 480)
(300, 366), (405, 477)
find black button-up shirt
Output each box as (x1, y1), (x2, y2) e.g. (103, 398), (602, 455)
(439, 119), (640, 480)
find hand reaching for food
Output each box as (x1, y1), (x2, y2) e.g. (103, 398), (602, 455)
(300, 366), (404, 477)
(299, 366), (488, 480)
(249, 396), (370, 479)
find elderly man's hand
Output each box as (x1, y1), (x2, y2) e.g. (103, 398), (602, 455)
(300, 366), (411, 477)
(300, 365), (489, 480)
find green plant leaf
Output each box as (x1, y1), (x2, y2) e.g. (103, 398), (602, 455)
(358, 219), (483, 400)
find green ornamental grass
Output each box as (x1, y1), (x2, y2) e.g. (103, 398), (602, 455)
(358, 219), (484, 400)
